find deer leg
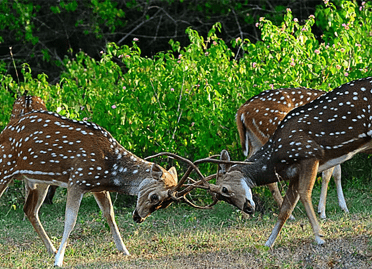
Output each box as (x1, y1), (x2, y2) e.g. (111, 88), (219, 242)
(333, 164), (349, 214)
(268, 182), (295, 220)
(318, 167), (334, 219)
(0, 179), (11, 198)
(93, 191), (130, 255)
(265, 179), (300, 247)
(24, 182), (57, 254)
(54, 187), (84, 267)
(268, 182), (283, 207)
(298, 159), (324, 245)
(44, 185), (58, 205)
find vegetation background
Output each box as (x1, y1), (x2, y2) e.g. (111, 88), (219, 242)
(1, 0), (372, 172)
(0, 0), (372, 268)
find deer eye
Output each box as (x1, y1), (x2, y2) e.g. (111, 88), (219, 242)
(222, 187), (228, 194)
(150, 194), (159, 203)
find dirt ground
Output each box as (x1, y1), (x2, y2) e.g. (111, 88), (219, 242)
(81, 234), (371, 269)
(145, 236), (371, 268)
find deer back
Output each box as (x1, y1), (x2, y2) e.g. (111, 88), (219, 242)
(246, 78), (372, 183)
(236, 88), (325, 157)
(0, 110), (176, 194)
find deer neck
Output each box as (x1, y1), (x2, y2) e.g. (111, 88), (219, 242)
(231, 142), (282, 187)
(106, 151), (154, 196)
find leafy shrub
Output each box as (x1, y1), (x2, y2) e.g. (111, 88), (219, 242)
(1, 0), (371, 180)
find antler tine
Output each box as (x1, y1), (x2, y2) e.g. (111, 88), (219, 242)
(176, 166), (195, 189)
(176, 180), (209, 197)
(174, 156), (222, 195)
(204, 173), (217, 181)
(169, 189), (218, 210)
(145, 152), (192, 163)
(181, 193), (219, 209)
(173, 156), (251, 196)
(194, 157), (253, 166)
(144, 152), (207, 188)
(176, 173), (216, 197)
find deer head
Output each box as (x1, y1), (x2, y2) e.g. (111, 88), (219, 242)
(212, 150), (255, 214)
(133, 164), (178, 223)
(132, 152), (218, 223)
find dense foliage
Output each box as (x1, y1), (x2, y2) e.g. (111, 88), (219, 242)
(1, 1), (371, 178)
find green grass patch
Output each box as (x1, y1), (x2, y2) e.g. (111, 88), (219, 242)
(1, 177), (371, 268)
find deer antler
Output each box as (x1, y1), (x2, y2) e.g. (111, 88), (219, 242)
(144, 152), (213, 191)
(145, 152), (253, 209)
(144, 153), (218, 208)
(167, 188), (218, 209)
(182, 193), (218, 209)
(173, 155), (252, 208)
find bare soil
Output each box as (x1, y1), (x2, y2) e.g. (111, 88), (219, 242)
(132, 236), (372, 269)
(73, 233), (372, 269)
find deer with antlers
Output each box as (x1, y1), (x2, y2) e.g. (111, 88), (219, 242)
(0, 96), (184, 267)
(236, 87), (348, 219)
(200, 78), (372, 247)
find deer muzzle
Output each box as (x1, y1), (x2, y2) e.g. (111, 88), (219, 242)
(132, 209), (145, 223)
(243, 199), (255, 214)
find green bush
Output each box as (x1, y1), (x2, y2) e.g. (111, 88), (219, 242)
(1, 0), (371, 180)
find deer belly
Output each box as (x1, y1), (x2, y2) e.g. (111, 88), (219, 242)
(24, 176), (69, 188)
(318, 142), (372, 172)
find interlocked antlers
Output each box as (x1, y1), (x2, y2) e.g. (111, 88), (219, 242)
(145, 152), (250, 209)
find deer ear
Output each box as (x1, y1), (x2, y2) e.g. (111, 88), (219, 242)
(150, 163), (163, 180)
(219, 149), (231, 174)
(167, 167), (178, 183)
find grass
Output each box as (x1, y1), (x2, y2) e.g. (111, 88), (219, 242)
(0, 176), (371, 268)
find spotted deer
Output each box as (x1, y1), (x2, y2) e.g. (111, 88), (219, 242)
(0, 107), (179, 267)
(236, 88), (348, 218)
(200, 78), (372, 247)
